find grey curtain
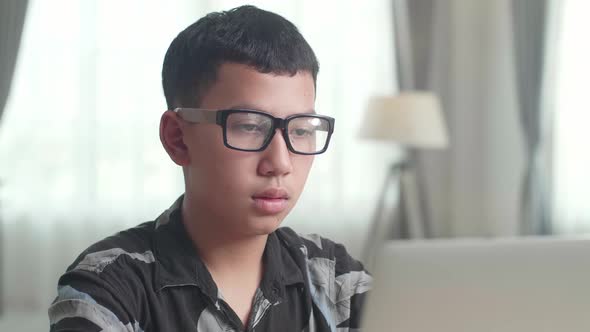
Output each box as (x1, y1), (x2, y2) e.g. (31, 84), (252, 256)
(511, 0), (557, 235)
(392, 0), (438, 238)
(0, 0), (28, 123)
(393, 0), (435, 92)
(0, 0), (29, 315)
(390, 0), (538, 239)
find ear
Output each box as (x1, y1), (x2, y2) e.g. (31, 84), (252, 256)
(159, 110), (190, 166)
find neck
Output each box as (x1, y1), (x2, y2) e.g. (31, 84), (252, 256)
(181, 195), (267, 281)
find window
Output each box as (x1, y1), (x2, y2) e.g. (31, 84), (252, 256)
(552, 0), (590, 233)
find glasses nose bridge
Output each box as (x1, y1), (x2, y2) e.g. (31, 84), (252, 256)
(271, 117), (288, 131)
(263, 117), (291, 151)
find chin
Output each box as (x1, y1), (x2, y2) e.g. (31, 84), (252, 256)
(246, 214), (285, 236)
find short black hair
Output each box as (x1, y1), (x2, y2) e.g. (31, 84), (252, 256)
(162, 5), (319, 110)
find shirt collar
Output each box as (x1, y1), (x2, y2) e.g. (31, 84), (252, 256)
(153, 195), (305, 303)
(153, 196), (218, 301)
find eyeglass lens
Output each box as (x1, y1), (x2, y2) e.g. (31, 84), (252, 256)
(225, 112), (330, 154)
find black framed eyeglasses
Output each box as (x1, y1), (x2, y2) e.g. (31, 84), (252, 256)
(173, 108), (335, 155)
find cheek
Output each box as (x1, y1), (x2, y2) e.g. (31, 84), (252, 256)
(188, 142), (258, 193)
(292, 156), (314, 188)
(214, 158), (257, 193)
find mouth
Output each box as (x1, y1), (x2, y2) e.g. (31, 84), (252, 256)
(252, 187), (290, 200)
(252, 188), (290, 214)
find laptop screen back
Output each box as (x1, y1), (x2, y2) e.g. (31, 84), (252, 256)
(362, 237), (590, 332)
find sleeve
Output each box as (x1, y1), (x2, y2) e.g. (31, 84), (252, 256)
(48, 269), (140, 332)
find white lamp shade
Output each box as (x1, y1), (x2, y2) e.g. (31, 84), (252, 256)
(360, 92), (449, 149)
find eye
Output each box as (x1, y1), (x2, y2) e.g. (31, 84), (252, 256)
(291, 127), (315, 137)
(237, 123), (262, 132)
(229, 121), (272, 136)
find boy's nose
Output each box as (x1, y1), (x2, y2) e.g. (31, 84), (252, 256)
(257, 129), (293, 177)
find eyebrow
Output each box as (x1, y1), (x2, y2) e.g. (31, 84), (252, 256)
(226, 104), (317, 115)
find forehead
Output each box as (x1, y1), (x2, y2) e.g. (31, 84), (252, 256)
(199, 62), (316, 117)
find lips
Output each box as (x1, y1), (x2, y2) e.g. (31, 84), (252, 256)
(253, 188), (289, 200)
(252, 188), (290, 214)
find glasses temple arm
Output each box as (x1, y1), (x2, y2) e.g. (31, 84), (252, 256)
(173, 108), (218, 124)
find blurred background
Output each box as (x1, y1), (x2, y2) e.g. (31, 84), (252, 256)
(0, 0), (588, 329)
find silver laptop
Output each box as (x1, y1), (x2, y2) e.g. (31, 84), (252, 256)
(362, 237), (590, 332)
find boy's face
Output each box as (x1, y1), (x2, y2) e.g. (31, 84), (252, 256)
(177, 63), (316, 237)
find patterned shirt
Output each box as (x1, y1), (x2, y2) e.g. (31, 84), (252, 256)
(48, 196), (372, 331)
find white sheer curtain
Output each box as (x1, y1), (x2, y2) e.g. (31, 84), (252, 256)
(552, 0), (590, 233)
(0, 0), (395, 312)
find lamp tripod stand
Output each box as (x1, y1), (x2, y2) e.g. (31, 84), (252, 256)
(363, 155), (426, 271)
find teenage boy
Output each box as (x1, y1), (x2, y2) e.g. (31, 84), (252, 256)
(49, 5), (371, 331)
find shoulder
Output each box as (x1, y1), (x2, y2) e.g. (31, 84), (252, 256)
(275, 226), (366, 274)
(58, 222), (155, 295)
(276, 227), (365, 277)
(49, 221), (156, 331)
(58, 220), (157, 300)
(66, 220), (156, 274)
